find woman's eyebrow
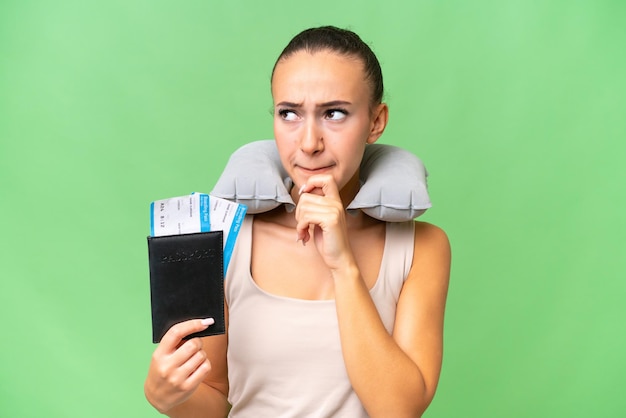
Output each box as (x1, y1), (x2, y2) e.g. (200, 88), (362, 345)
(318, 100), (352, 108)
(275, 100), (352, 108)
(275, 101), (302, 108)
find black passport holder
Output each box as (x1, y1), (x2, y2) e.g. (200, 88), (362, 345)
(147, 231), (225, 343)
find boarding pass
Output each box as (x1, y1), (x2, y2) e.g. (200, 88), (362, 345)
(150, 193), (247, 273)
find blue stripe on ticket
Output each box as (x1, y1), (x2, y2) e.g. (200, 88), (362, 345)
(199, 194), (210, 232)
(223, 203), (247, 273)
(150, 201), (155, 236)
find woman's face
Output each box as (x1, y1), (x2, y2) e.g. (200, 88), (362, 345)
(271, 49), (387, 199)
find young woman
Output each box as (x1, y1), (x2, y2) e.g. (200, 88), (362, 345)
(144, 26), (451, 418)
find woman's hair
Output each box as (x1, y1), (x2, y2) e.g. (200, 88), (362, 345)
(272, 26), (384, 105)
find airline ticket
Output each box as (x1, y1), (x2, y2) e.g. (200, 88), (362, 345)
(150, 193), (247, 273)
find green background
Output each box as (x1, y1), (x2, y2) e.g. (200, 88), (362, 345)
(1, 1), (624, 416)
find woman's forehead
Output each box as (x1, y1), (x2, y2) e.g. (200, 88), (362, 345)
(272, 50), (369, 101)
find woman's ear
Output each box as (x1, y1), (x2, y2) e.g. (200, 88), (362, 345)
(367, 103), (389, 144)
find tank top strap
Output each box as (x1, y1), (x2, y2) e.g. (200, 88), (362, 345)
(384, 220), (415, 281)
(368, 220), (415, 333)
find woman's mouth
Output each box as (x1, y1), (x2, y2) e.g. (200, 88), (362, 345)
(296, 164), (335, 174)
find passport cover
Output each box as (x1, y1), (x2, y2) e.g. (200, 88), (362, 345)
(147, 231), (225, 343)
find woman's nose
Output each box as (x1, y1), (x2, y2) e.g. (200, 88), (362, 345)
(300, 120), (324, 155)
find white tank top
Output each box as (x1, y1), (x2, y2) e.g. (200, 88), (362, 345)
(225, 215), (415, 417)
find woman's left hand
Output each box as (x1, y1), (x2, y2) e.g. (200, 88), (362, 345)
(294, 174), (356, 271)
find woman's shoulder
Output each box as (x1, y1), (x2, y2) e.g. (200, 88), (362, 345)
(411, 221), (451, 263)
(398, 220), (450, 305)
(412, 220), (449, 242)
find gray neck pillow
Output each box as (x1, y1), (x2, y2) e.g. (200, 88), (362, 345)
(210, 140), (431, 222)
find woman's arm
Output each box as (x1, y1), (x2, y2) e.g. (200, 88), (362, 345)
(161, 376), (229, 418)
(295, 175), (451, 417)
(333, 221), (450, 417)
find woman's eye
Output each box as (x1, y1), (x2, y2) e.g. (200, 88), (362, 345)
(278, 109), (298, 121)
(325, 109), (348, 121)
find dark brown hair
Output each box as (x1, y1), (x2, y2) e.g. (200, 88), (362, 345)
(272, 26), (384, 105)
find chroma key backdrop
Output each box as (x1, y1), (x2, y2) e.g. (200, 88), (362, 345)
(1, 1), (624, 417)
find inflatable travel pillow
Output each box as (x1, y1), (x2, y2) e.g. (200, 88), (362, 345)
(211, 140), (431, 222)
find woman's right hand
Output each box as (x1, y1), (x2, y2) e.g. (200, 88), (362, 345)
(144, 318), (215, 414)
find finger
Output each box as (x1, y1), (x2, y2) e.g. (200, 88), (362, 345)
(299, 174), (341, 200)
(296, 195), (343, 224)
(180, 355), (211, 392)
(176, 346), (209, 381)
(295, 188), (310, 244)
(153, 338), (205, 388)
(296, 223), (311, 245)
(296, 195), (342, 245)
(157, 318), (214, 355)
(298, 182), (322, 196)
(169, 337), (204, 367)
